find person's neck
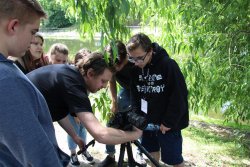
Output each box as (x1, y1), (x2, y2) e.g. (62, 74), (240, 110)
(32, 55), (42, 61)
(0, 45), (8, 58)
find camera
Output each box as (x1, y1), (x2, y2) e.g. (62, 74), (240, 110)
(108, 109), (147, 130)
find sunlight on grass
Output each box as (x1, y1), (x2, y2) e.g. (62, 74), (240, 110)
(183, 127), (250, 166)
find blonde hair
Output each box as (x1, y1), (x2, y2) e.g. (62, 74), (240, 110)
(47, 43), (69, 56)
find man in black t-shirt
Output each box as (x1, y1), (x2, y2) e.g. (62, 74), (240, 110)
(27, 52), (142, 149)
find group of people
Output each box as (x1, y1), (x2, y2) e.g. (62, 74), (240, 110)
(98, 35), (189, 167)
(8, 33), (69, 74)
(0, 1), (189, 167)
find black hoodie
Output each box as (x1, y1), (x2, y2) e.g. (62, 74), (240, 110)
(131, 43), (189, 130)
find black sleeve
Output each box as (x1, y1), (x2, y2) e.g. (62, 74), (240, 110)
(61, 74), (92, 114)
(162, 60), (188, 129)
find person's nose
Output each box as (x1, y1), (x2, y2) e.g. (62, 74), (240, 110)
(38, 44), (43, 49)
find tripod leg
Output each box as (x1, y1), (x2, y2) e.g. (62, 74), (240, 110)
(126, 142), (144, 167)
(133, 140), (161, 167)
(118, 144), (126, 167)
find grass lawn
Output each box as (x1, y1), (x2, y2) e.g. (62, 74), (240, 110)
(181, 114), (250, 167)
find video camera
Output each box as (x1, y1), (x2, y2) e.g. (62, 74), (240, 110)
(108, 108), (147, 131)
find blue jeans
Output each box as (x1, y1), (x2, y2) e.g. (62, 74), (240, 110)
(106, 88), (131, 154)
(67, 114), (87, 150)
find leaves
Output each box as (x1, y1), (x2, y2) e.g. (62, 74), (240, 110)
(51, 0), (249, 123)
(90, 89), (112, 122)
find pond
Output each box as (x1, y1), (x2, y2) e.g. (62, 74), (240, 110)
(43, 38), (101, 61)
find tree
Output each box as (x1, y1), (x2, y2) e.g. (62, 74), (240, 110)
(57, 0), (249, 123)
(39, 0), (75, 28)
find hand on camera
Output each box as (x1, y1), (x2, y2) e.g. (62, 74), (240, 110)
(132, 126), (143, 138)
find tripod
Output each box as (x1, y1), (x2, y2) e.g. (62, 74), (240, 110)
(117, 140), (161, 167)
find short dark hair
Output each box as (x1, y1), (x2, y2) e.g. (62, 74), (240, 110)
(126, 33), (152, 53)
(76, 52), (116, 77)
(0, 0), (47, 24)
(74, 48), (91, 64)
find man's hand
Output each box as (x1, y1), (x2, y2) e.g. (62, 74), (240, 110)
(72, 136), (85, 150)
(132, 126), (143, 139)
(160, 124), (171, 134)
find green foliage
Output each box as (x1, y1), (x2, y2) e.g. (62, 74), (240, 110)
(39, 0), (75, 28)
(44, 9), (74, 28)
(90, 89), (112, 122)
(56, 0), (249, 123)
(59, 0), (132, 44)
(145, 0), (250, 123)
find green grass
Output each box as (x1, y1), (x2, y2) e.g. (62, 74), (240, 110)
(183, 125), (250, 166)
(181, 112), (250, 166)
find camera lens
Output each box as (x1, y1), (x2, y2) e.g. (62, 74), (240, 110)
(127, 112), (147, 130)
(108, 112), (124, 129)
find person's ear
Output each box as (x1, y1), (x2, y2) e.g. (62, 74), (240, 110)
(86, 68), (95, 78)
(7, 19), (19, 35)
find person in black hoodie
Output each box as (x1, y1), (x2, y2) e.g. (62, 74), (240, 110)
(127, 33), (189, 167)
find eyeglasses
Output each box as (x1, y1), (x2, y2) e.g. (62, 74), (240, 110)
(128, 52), (148, 63)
